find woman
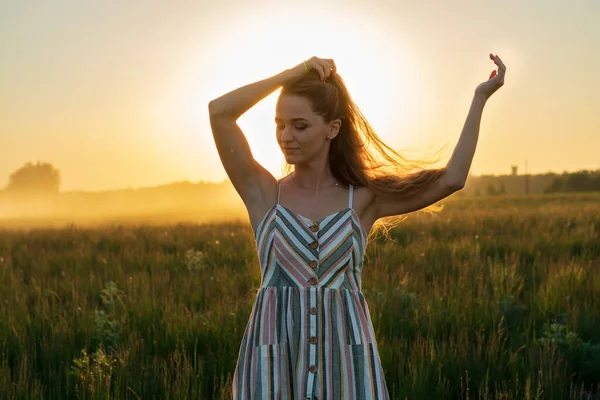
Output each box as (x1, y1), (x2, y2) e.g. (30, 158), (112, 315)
(209, 54), (505, 399)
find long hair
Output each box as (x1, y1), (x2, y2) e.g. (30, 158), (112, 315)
(279, 69), (449, 239)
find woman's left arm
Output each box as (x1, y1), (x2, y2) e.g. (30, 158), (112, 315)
(446, 53), (506, 188)
(369, 54), (506, 219)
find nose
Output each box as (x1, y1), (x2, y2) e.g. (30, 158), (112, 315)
(280, 126), (294, 142)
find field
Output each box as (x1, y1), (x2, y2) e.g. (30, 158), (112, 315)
(1, 192), (599, 399)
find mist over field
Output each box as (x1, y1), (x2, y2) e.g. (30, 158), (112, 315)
(1, 192), (599, 398)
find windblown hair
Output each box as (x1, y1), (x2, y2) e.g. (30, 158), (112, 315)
(279, 70), (449, 239)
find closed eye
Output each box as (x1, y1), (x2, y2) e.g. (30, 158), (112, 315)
(276, 124), (307, 130)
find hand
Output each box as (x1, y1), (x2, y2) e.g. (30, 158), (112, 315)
(475, 53), (506, 101)
(289, 56), (337, 82)
(306, 56), (337, 81)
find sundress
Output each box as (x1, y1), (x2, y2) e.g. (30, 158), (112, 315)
(233, 181), (390, 399)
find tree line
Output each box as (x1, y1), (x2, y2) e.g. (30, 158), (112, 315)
(1, 162), (599, 197)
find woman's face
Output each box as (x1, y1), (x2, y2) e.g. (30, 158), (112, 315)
(275, 94), (339, 164)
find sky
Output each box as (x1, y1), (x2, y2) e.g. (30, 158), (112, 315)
(1, 0), (599, 192)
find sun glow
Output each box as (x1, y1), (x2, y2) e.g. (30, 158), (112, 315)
(176, 5), (426, 181)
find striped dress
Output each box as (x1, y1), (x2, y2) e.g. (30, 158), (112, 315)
(233, 182), (390, 399)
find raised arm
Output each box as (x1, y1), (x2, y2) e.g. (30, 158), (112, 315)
(208, 62), (308, 207)
(445, 53), (506, 187)
(370, 53), (506, 219)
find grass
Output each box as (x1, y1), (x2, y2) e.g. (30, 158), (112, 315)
(0, 192), (599, 399)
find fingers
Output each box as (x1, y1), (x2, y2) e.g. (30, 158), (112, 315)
(325, 58), (337, 74)
(314, 63), (326, 81)
(316, 60), (334, 81)
(307, 56), (336, 81)
(489, 53), (506, 80)
(490, 53), (506, 71)
(320, 60), (336, 81)
(307, 57), (325, 80)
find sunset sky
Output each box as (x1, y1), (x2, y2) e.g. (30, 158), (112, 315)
(1, 0), (599, 192)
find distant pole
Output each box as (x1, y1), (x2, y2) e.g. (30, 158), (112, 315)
(525, 160), (529, 195)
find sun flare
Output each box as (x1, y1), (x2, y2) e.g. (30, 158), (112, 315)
(187, 5), (426, 180)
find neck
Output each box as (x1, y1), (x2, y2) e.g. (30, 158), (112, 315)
(291, 167), (338, 189)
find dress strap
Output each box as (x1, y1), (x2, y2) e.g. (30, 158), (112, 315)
(348, 184), (354, 209)
(275, 181), (280, 204)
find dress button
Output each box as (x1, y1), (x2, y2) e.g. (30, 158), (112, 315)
(308, 277), (318, 285)
(310, 224), (319, 232)
(309, 307), (317, 315)
(309, 260), (318, 269)
(309, 336), (318, 344)
(309, 241), (318, 249)
(309, 365), (318, 373)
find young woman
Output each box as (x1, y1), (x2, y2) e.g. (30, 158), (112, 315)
(209, 54), (505, 399)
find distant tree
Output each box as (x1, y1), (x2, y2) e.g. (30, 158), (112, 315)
(4, 161), (61, 196)
(545, 170), (600, 193)
(566, 171), (596, 191)
(544, 176), (564, 193)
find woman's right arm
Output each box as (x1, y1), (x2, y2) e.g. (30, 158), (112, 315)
(208, 64), (305, 207)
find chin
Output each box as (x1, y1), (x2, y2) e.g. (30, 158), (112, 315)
(283, 155), (298, 164)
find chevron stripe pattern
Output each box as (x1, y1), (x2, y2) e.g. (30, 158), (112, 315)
(233, 182), (390, 399)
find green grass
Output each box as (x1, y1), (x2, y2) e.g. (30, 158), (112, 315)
(0, 192), (599, 399)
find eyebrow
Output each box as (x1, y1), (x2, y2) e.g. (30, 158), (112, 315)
(274, 117), (308, 122)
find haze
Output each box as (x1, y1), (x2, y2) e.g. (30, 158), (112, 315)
(1, 0), (599, 195)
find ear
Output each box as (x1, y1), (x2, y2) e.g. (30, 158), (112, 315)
(327, 118), (342, 139)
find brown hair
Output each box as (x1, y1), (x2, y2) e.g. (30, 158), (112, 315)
(279, 70), (449, 240)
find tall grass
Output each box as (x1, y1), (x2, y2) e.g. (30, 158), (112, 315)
(0, 192), (599, 399)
